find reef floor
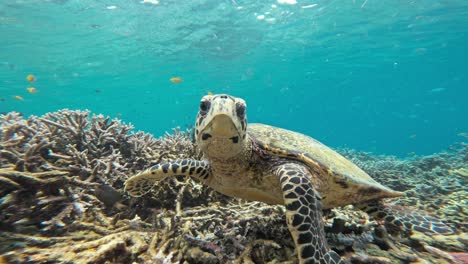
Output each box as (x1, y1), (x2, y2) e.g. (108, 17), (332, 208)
(0, 110), (466, 264)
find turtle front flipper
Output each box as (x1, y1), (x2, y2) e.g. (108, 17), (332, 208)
(358, 200), (454, 235)
(125, 159), (211, 197)
(276, 163), (343, 264)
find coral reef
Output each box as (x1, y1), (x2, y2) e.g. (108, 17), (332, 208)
(339, 146), (468, 233)
(0, 110), (466, 263)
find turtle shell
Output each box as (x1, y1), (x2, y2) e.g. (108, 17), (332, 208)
(248, 123), (403, 208)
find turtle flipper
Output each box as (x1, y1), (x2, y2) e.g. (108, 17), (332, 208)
(125, 159), (211, 197)
(276, 163), (343, 264)
(358, 200), (453, 235)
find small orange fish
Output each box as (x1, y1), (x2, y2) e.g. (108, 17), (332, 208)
(26, 87), (36, 93)
(170, 77), (183, 83)
(409, 134), (417, 139)
(14, 95), (24, 101)
(26, 74), (36, 82)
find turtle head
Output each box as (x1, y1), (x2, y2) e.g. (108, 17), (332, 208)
(195, 94), (248, 159)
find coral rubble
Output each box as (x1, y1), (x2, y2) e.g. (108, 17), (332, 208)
(0, 110), (466, 263)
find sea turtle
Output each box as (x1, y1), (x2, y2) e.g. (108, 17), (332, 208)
(125, 94), (453, 264)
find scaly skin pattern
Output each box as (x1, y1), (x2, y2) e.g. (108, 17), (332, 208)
(278, 163), (343, 264)
(357, 201), (453, 235)
(125, 159), (211, 197)
(125, 94), (453, 264)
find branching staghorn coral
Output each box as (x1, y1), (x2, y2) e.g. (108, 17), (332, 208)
(0, 110), (214, 239)
(1, 110), (197, 179)
(1, 110), (466, 264)
(339, 146), (468, 233)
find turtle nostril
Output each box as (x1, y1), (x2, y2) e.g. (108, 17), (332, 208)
(220, 95), (228, 99)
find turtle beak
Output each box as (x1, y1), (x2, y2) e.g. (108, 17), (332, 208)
(201, 113), (240, 143)
(199, 95), (242, 139)
(200, 113), (242, 158)
(196, 94), (245, 159)
(209, 114), (237, 137)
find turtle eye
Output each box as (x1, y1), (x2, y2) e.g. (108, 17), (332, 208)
(199, 101), (210, 115)
(236, 102), (245, 119)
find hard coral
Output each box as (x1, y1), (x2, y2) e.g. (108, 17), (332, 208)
(1, 110), (466, 264)
(0, 110), (213, 258)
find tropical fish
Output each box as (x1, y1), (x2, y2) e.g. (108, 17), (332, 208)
(301, 4), (318, 9)
(428, 87), (445, 93)
(170, 77), (183, 83)
(14, 95), (24, 101)
(207, 91), (213, 95)
(95, 184), (126, 209)
(26, 87), (36, 93)
(140, 0), (159, 5)
(277, 0), (297, 5)
(26, 74), (36, 82)
(409, 134), (417, 139)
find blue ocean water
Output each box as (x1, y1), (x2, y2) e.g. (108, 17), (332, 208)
(0, 0), (467, 156)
